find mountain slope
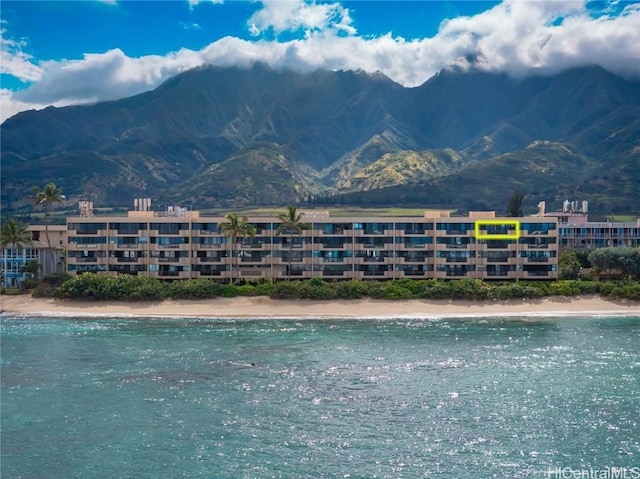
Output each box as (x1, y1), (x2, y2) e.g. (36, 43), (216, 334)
(1, 64), (639, 215)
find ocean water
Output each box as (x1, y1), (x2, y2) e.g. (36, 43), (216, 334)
(1, 314), (639, 479)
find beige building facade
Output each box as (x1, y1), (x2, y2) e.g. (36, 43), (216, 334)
(65, 208), (559, 281)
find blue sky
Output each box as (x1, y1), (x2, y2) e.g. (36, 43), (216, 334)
(1, 0), (639, 121)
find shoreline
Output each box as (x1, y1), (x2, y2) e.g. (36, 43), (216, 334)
(1, 294), (639, 319)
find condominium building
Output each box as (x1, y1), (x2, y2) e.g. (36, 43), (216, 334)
(0, 225), (66, 288)
(539, 201), (640, 250)
(65, 204), (558, 281)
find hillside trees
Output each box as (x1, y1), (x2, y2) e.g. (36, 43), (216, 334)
(506, 188), (525, 217)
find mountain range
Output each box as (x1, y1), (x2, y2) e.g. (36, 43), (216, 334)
(2, 63), (639, 216)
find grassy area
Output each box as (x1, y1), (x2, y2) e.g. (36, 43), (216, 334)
(609, 215), (638, 222)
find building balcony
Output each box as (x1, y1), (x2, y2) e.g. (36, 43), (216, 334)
(112, 244), (140, 250)
(484, 256), (511, 263)
(155, 271), (191, 279)
(362, 270), (387, 276)
(155, 257), (187, 263)
(321, 257), (346, 263)
(527, 271), (550, 277)
(196, 257), (224, 263)
(318, 243), (350, 249)
(445, 270), (470, 277)
(485, 270), (512, 277)
(240, 257), (272, 263)
(435, 230), (471, 237)
(399, 256), (428, 263)
(320, 271), (350, 278)
(73, 257), (99, 263)
(149, 243), (190, 251)
(196, 243), (224, 249)
(116, 257), (140, 263)
(362, 256), (387, 263)
(241, 242), (274, 250)
(239, 269), (268, 278)
(526, 257), (549, 263)
(355, 242), (393, 249)
(445, 257), (468, 263)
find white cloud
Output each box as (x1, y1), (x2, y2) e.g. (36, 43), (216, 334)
(0, 26), (43, 82)
(180, 21), (203, 31)
(188, 0), (224, 8)
(11, 48), (204, 106)
(247, 0), (356, 37)
(2, 0), (639, 123)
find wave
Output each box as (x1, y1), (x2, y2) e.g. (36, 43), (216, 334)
(2, 310), (639, 321)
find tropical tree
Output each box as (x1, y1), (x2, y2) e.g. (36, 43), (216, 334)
(20, 260), (42, 281)
(558, 250), (580, 280)
(31, 182), (65, 273)
(276, 205), (310, 280)
(219, 213), (256, 283)
(589, 246), (640, 280)
(506, 187), (525, 217)
(1, 217), (32, 252)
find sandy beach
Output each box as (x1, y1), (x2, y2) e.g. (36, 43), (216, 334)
(1, 294), (638, 319)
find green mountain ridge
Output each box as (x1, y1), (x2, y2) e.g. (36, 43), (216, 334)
(1, 64), (639, 216)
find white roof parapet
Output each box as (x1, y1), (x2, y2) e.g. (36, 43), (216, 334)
(300, 210), (330, 219)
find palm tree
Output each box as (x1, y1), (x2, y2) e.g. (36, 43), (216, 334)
(31, 182), (64, 274)
(1, 218), (32, 252)
(219, 213), (256, 283)
(20, 260), (42, 281)
(1, 218), (33, 289)
(276, 205), (310, 280)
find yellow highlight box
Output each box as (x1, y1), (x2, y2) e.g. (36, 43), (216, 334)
(474, 219), (521, 240)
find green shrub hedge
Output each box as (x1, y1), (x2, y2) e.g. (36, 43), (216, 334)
(49, 274), (640, 301)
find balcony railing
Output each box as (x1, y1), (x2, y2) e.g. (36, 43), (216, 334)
(117, 257), (140, 263)
(402, 256), (427, 263)
(486, 271), (510, 276)
(76, 257), (99, 263)
(362, 256), (386, 263)
(445, 257), (468, 263)
(197, 257), (223, 263)
(527, 271), (550, 277)
(485, 256), (510, 263)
